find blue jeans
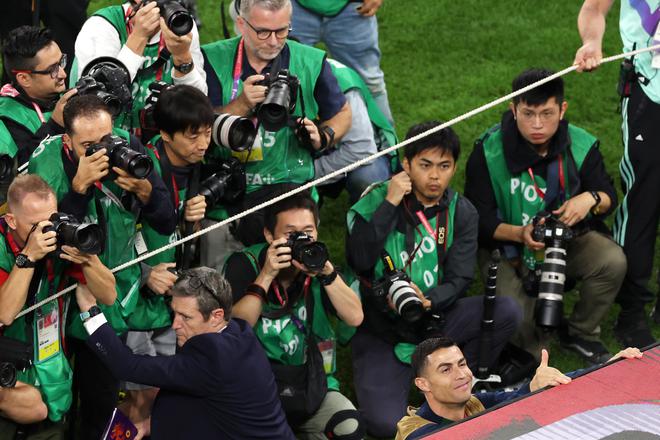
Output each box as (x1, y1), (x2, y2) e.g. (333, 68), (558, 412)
(291, 1), (394, 123)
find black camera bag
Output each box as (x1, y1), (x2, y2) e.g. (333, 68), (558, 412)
(266, 289), (327, 426)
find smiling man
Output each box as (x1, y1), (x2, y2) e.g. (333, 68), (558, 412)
(465, 68), (625, 365)
(345, 122), (522, 438)
(77, 266), (295, 440)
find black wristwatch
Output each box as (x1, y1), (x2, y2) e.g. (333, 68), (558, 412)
(79, 305), (102, 322)
(15, 253), (36, 268)
(320, 125), (336, 150)
(589, 191), (602, 215)
(173, 60), (194, 74)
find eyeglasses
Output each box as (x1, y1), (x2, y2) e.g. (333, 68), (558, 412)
(180, 272), (222, 306)
(517, 108), (559, 122)
(12, 54), (67, 79)
(243, 18), (291, 40)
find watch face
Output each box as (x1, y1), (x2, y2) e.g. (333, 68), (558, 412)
(16, 254), (33, 268)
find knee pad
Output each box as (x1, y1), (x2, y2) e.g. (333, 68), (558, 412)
(324, 409), (366, 440)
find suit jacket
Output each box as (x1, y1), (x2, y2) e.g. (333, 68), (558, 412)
(87, 318), (295, 439)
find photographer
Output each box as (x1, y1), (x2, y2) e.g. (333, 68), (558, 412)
(465, 68), (625, 365)
(0, 174), (115, 438)
(346, 122), (522, 438)
(28, 94), (176, 439)
(123, 84), (212, 436)
(74, 0), (207, 133)
(201, 0), (351, 265)
(0, 26), (77, 167)
(224, 192), (365, 440)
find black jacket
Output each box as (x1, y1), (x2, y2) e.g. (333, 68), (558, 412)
(465, 111), (617, 250)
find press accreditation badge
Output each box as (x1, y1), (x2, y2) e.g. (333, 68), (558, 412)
(134, 230), (148, 256)
(317, 340), (335, 374)
(36, 305), (60, 362)
(652, 22), (660, 69)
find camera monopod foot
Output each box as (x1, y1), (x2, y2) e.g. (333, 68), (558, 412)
(472, 374), (502, 392)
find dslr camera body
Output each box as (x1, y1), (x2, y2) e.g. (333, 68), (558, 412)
(86, 134), (153, 180)
(0, 336), (32, 389)
(139, 81), (174, 139)
(199, 157), (246, 208)
(75, 76), (123, 117)
(531, 211), (574, 328)
(76, 57), (132, 117)
(256, 69), (300, 132)
(282, 231), (329, 272)
(45, 212), (105, 256)
(371, 253), (425, 324)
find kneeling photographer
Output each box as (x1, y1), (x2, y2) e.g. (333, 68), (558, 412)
(465, 68), (626, 366)
(28, 94), (176, 439)
(346, 122), (522, 439)
(224, 192), (365, 440)
(0, 175), (115, 439)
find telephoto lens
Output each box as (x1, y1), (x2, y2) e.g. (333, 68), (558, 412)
(48, 212), (105, 255)
(371, 253), (425, 323)
(0, 362), (17, 388)
(256, 70), (299, 132)
(212, 114), (257, 152)
(147, 0), (194, 36)
(86, 135), (153, 180)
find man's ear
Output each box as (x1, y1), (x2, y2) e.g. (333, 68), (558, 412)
(509, 102), (517, 120)
(414, 377), (430, 393)
(263, 227), (274, 244)
(559, 101), (568, 119)
(210, 307), (225, 324)
(160, 130), (173, 144)
(402, 157), (410, 174)
(4, 213), (17, 231)
(14, 72), (31, 90)
(62, 133), (71, 146)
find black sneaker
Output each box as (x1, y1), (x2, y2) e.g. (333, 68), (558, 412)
(615, 311), (657, 349)
(560, 334), (611, 365)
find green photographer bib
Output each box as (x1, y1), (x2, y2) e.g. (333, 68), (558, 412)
(347, 182), (458, 364)
(228, 243), (341, 391)
(480, 123), (594, 269)
(76, 6), (174, 133)
(28, 130), (143, 338)
(202, 37), (323, 220)
(0, 231), (72, 422)
(0, 95), (52, 159)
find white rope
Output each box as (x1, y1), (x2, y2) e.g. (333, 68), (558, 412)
(12, 44), (660, 321)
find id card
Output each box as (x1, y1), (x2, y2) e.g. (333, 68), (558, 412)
(317, 340), (335, 375)
(134, 230), (148, 256)
(652, 21), (660, 69)
(36, 305), (60, 362)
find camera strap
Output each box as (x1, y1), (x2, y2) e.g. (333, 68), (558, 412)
(230, 38), (245, 101)
(0, 84), (46, 123)
(402, 199), (449, 277)
(125, 5), (170, 80)
(526, 154), (565, 208)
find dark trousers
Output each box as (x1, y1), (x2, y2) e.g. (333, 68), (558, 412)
(68, 338), (120, 440)
(614, 81), (660, 312)
(351, 295), (522, 438)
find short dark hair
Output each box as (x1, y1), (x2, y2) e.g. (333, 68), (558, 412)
(512, 68), (564, 107)
(169, 267), (233, 320)
(154, 85), (215, 137)
(63, 95), (113, 135)
(2, 26), (54, 80)
(263, 190), (319, 234)
(404, 121), (460, 163)
(411, 337), (458, 377)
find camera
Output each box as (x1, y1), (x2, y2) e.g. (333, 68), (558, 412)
(76, 57), (132, 117)
(44, 213), (105, 255)
(0, 336), (32, 388)
(531, 211), (574, 328)
(371, 253), (424, 323)
(0, 154), (14, 181)
(143, 0), (194, 36)
(199, 157), (246, 208)
(212, 113), (257, 152)
(282, 231), (329, 271)
(139, 81), (174, 137)
(256, 69), (300, 132)
(86, 134), (153, 180)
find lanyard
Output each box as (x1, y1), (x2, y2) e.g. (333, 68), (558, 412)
(148, 143), (180, 208)
(125, 5), (167, 80)
(403, 200), (441, 274)
(526, 154), (564, 200)
(231, 38), (245, 101)
(0, 83), (46, 123)
(271, 276), (312, 333)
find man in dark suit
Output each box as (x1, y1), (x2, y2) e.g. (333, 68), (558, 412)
(76, 266), (295, 440)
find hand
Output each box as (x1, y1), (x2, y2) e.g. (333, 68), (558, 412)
(262, 237), (292, 280)
(113, 167), (152, 204)
(298, 118), (322, 150)
(71, 148), (110, 194)
(22, 221), (57, 262)
(59, 245), (94, 265)
(75, 284), (97, 313)
(574, 40), (603, 72)
(146, 262), (178, 295)
(385, 171), (412, 206)
(292, 259), (333, 277)
(160, 17), (193, 64)
(239, 75), (267, 109)
(410, 282), (432, 311)
(131, 1), (161, 41)
(521, 223), (545, 251)
(607, 347), (643, 363)
(51, 88), (78, 127)
(529, 349), (572, 392)
(552, 192), (594, 227)
(184, 195), (206, 222)
(357, 0), (383, 16)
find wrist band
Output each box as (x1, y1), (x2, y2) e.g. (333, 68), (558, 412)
(245, 283), (267, 302)
(317, 270), (338, 286)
